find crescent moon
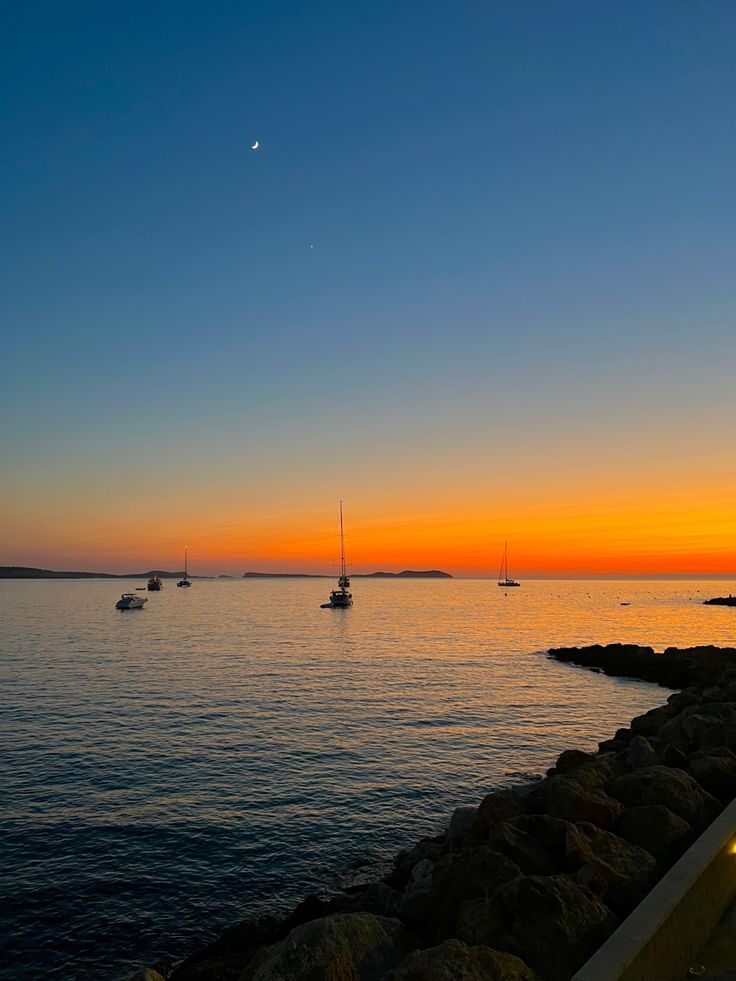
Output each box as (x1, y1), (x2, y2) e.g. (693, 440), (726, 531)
(251, 140), (260, 150)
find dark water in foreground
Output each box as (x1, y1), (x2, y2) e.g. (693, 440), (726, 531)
(3, 577), (735, 979)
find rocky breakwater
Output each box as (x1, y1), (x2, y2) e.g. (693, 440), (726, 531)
(131, 647), (736, 981)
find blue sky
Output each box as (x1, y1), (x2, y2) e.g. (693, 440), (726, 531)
(2, 1), (735, 572)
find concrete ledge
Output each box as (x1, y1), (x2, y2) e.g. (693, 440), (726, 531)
(573, 798), (736, 981)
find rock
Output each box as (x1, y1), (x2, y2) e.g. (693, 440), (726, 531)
(598, 738), (627, 754)
(658, 703), (736, 754)
(617, 805), (693, 864)
(244, 913), (410, 981)
(448, 806), (478, 844)
(630, 703), (679, 738)
(487, 815), (581, 875)
(170, 917), (282, 980)
(389, 835), (448, 890)
(457, 874), (618, 981)
(566, 822), (657, 915)
(612, 766), (721, 830)
(388, 939), (538, 980)
(688, 749), (736, 804)
(662, 744), (688, 769)
(345, 883), (404, 919)
(125, 971), (167, 981)
(400, 859), (435, 923)
(412, 847), (521, 940)
(666, 689), (702, 712)
(474, 789), (527, 838)
(544, 764), (623, 830)
(555, 750), (596, 774)
(624, 735), (659, 769)
(171, 955), (254, 980)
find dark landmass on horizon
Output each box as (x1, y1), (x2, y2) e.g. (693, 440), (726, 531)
(2, 566), (732, 582)
(242, 570), (453, 579)
(0, 566), (453, 580)
(0, 566), (198, 580)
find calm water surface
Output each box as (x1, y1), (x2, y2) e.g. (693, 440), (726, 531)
(3, 578), (736, 979)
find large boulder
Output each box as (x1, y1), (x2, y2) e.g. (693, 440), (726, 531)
(244, 913), (410, 981)
(567, 822), (657, 915)
(630, 703), (680, 738)
(125, 971), (167, 981)
(343, 883), (404, 920)
(555, 750), (596, 775)
(457, 874), (618, 981)
(624, 736), (659, 769)
(388, 939), (538, 980)
(171, 955), (253, 980)
(389, 835), (448, 891)
(406, 847), (521, 940)
(400, 859), (435, 923)
(617, 805), (693, 865)
(448, 806), (478, 845)
(473, 789), (528, 838)
(543, 764), (623, 830)
(658, 703), (736, 753)
(612, 766), (721, 830)
(487, 815), (581, 875)
(688, 748), (736, 804)
(171, 917), (282, 980)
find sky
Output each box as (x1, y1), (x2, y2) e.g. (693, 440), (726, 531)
(1, 1), (735, 577)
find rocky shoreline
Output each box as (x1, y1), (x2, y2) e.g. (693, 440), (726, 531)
(131, 643), (736, 981)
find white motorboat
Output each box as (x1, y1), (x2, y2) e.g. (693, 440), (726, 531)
(321, 502), (353, 608)
(116, 593), (147, 610)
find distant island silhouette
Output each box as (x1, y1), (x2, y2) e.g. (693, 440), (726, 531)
(0, 566), (453, 580)
(0, 566), (191, 579)
(242, 570), (452, 579)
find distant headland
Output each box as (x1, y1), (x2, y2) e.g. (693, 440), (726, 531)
(0, 566), (192, 579)
(242, 570), (453, 579)
(0, 566), (453, 580)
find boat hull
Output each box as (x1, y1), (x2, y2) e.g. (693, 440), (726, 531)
(116, 596), (147, 609)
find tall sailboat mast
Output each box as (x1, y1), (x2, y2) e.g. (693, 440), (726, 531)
(322, 501), (353, 606)
(339, 501), (346, 580)
(338, 500), (350, 587)
(184, 547), (188, 578)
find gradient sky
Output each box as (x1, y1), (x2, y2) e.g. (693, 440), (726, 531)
(2, 1), (735, 576)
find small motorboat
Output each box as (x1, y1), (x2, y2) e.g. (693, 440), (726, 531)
(147, 576), (163, 591)
(116, 593), (147, 610)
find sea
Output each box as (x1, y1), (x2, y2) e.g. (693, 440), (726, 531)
(2, 577), (735, 980)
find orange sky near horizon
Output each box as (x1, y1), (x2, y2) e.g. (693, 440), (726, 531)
(2, 473), (734, 578)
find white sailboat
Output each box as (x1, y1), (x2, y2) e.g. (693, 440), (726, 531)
(177, 548), (192, 587)
(498, 540), (521, 587)
(321, 502), (353, 608)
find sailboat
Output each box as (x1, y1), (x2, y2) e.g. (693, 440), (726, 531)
(177, 548), (192, 587)
(321, 502), (353, 608)
(498, 540), (521, 587)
